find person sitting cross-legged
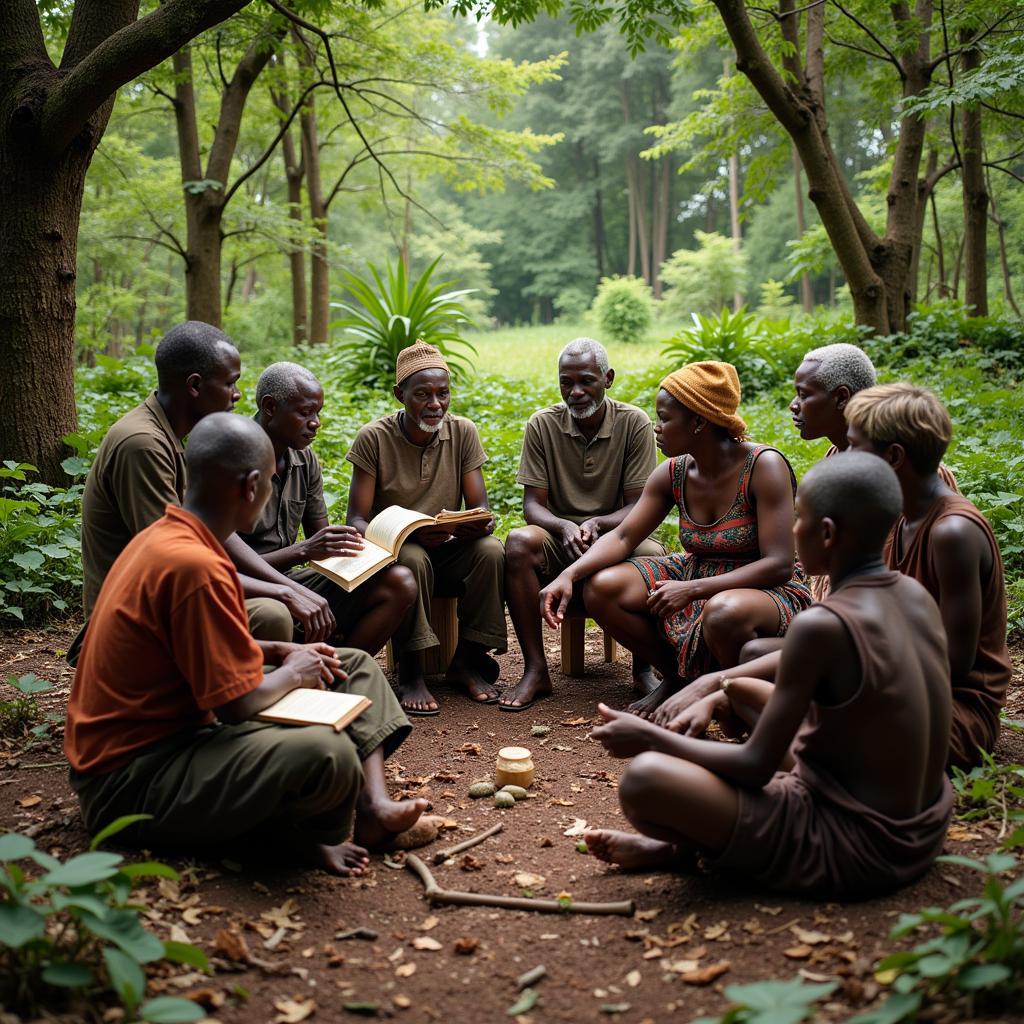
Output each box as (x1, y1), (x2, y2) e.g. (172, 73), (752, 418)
(239, 361), (417, 654)
(583, 453), (954, 899)
(346, 340), (507, 716)
(502, 337), (664, 711)
(65, 413), (426, 875)
(846, 383), (1011, 771)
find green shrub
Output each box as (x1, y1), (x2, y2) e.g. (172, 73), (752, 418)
(660, 231), (746, 317)
(328, 255), (478, 387)
(0, 673), (56, 741)
(952, 751), (1024, 848)
(0, 816), (207, 1022)
(592, 275), (653, 344)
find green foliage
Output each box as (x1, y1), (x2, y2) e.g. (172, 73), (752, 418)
(660, 231), (746, 317)
(0, 461), (84, 625)
(850, 853), (1024, 1024)
(0, 674), (56, 741)
(328, 256), (478, 387)
(755, 280), (796, 321)
(592, 275), (654, 344)
(0, 817), (207, 1022)
(690, 977), (837, 1024)
(952, 752), (1024, 849)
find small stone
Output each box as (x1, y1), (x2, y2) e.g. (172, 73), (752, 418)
(469, 782), (496, 798)
(494, 792), (516, 809)
(500, 785), (528, 801)
(530, 725), (551, 737)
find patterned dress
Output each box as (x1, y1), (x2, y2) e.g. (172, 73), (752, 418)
(630, 444), (813, 679)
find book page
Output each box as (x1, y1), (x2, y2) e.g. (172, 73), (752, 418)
(257, 688), (369, 731)
(314, 538), (393, 583)
(365, 505), (437, 552)
(434, 507), (491, 524)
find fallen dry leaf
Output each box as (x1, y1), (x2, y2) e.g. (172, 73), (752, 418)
(563, 818), (588, 838)
(460, 854), (484, 872)
(392, 995), (412, 1009)
(625, 970), (641, 988)
(454, 936), (480, 955)
(395, 962), (417, 978)
(755, 904), (783, 916)
(418, 916), (440, 931)
(212, 928), (250, 962)
(784, 945), (813, 960)
(514, 872), (546, 889)
(168, 924), (190, 945)
(634, 909), (661, 922)
(547, 798), (575, 807)
(642, 948), (664, 960)
(947, 824), (981, 842)
(17, 795), (42, 808)
(460, 743), (481, 756)
(273, 996), (316, 1023)
(791, 926), (830, 945)
(184, 987), (225, 1010)
(412, 937), (443, 951)
(703, 923), (729, 940)
(680, 960), (730, 986)
(495, 853), (514, 863)
(561, 717), (591, 726)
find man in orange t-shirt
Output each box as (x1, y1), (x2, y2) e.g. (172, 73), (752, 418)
(66, 413), (425, 875)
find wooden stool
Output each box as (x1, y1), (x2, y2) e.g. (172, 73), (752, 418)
(560, 613), (618, 677)
(385, 596), (458, 676)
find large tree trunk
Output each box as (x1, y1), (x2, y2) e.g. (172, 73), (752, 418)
(792, 146), (813, 311)
(987, 170), (1021, 317)
(591, 156), (606, 279)
(651, 155), (671, 300)
(274, 88), (308, 346)
(960, 27), (987, 316)
(300, 92), (329, 345)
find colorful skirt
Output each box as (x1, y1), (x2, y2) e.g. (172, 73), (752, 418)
(629, 552), (813, 679)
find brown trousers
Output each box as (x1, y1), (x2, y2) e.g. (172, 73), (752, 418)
(70, 650), (410, 850)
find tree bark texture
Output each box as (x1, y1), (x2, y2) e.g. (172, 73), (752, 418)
(300, 92), (329, 345)
(0, 0), (252, 480)
(792, 146), (813, 311)
(273, 88), (309, 346)
(959, 27), (987, 316)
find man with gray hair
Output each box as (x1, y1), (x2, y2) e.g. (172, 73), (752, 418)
(239, 362), (417, 654)
(502, 338), (663, 710)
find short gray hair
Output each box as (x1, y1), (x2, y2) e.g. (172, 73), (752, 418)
(559, 337), (609, 375)
(255, 362), (321, 407)
(801, 343), (876, 395)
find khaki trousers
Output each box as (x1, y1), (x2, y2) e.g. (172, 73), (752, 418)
(70, 650), (410, 850)
(393, 536), (507, 656)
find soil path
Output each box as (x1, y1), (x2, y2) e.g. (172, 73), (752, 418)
(2, 621), (1022, 1024)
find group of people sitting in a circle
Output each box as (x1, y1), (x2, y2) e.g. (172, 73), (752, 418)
(64, 323), (1010, 897)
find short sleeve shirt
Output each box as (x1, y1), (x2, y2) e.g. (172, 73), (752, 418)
(81, 393), (186, 615)
(346, 412), (487, 517)
(516, 399), (656, 524)
(238, 444), (329, 555)
(65, 506), (265, 776)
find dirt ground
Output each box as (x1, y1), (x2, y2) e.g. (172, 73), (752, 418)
(2, 620), (1023, 1024)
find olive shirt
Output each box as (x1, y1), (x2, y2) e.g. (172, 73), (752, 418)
(516, 400), (656, 524)
(346, 412), (487, 516)
(81, 393), (186, 616)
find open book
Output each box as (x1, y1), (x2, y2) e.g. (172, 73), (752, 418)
(256, 688), (370, 732)
(311, 505), (492, 592)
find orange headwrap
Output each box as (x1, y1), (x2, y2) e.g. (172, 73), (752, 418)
(659, 361), (747, 439)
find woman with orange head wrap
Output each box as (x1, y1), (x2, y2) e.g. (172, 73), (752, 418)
(540, 362), (811, 715)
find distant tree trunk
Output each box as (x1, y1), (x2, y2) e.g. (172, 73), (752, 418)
(960, 26), (987, 316)
(622, 86), (649, 285)
(952, 232), (965, 299)
(725, 59), (742, 311)
(792, 146), (813, 312)
(300, 90), (329, 344)
(929, 191), (949, 298)
(273, 88), (308, 346)
(592, 156), (606, 279)
(987, 169), (1021, 317)
(650, 156), (671, 299)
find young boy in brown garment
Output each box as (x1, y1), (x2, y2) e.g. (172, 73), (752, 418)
(846, 383), (1011, 770)
(583, 452), (954, 898)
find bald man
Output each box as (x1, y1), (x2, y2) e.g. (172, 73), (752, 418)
(65, 414), (425, 875)
(239, 362), (416, 654)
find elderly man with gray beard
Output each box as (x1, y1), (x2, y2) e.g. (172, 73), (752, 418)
(501, 338), (663, 711)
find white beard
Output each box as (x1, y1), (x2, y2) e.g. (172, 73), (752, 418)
(417, 418), (442, 434)
(564, 396), (604, 420)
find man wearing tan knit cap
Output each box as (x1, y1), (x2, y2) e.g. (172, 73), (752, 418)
(346, 341), (506, 715)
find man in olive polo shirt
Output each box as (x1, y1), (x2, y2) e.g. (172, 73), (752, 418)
(346, 341), (506, 716)
(501, 337), (662, 710)
(75, 322), (334, 662)
(239, 362), (417, 652)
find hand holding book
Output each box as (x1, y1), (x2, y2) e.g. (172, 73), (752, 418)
(302, 524), (366, 561)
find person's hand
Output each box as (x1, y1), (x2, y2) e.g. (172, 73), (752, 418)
(278, 585), (335, 644)
(647, 579), (701, 618)
(303, 525), (365, 561)
(540, 573), (575, 628)
(452, 515), (495, 539)
(558, 521), (585, 560)
(276, 642), (349, 685)
(413, 525), (453, 549)
(578, 518), (602, 550)
(282, 646), (331, 690)
(651, 673), (723, 728)
(590, 703), (659, 758)
(665, 692), (726, 736)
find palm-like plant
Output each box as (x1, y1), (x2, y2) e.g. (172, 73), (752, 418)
(328, 256), (478, 387)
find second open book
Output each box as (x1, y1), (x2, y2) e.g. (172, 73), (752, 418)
(310, 505), (492, 592)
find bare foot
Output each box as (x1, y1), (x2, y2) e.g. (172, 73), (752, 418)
(353, 796), (429, 851)
(631, 661), (660, 696)
(445, 658), (499, 704)
(627, 678), (676, 717)
(398, 673), (439, 715)
(583, 829), (677, 870)
(310, 841), (371, 876)
(471, 649), (501, 685)
(499, 666), (553, 710)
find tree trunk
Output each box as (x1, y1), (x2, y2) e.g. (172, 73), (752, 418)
(930, 191), (949, 299)
(592, 156), (606, 279)
(651, 155), (671, 299)
(987, 170), (1021, 317)
(274, 89), (308, 346)
(792, 146), (813, 311)
(300, 92), (329, 344)
(960, 27), (987, 316)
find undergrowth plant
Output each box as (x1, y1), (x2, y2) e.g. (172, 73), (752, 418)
(952, 751), (1024, 849)
(0, 673), (57, 741)
(690, 977), (837, 1024)
(851, 852), (1024, 1024)
(0, 815), (206, 1023)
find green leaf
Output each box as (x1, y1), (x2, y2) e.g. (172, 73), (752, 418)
(957, 963), (1012, 990)
(849, 990), (922, 1024)
(90, 814), (153, 850)
(8, 672), (52, 694)
(104, 946), (146, 1013)
(79, 909), (165, 963)
(0, 832), (36, 861)
(162, 941), (210, 971)
(507, 988), (539, 1015)
(12, 551), (45, 571)
(139, 996), (206, 1023)
(0, 903), (46, 947)
(119, 861), (179, 880)
(50, 892), (114, 918)
(42, 962), (95, 987)
(42, 851), (123, 886)
(60, 456), (91, 478)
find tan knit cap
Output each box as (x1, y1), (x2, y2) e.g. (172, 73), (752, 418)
(395, 339), (449, 386)
(660, 361), (747, 439)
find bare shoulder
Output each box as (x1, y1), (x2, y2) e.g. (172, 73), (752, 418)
(784, 604), (853, 660)
(930, 513), (989, 566)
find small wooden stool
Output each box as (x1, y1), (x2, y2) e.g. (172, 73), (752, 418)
(385, 596), (458, 676)
(560, 613), (618, 677)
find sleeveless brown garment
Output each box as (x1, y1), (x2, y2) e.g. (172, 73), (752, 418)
(885, 494), (1012, 770)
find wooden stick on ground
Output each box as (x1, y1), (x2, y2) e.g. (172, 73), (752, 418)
(432, 822), (503, 865)
(406, 854), (635, 917)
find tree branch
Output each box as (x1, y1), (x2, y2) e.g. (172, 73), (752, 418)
(829, 0), (904, 74)
(2, 0), (53, 74)
(984, 162), (1024, 185)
